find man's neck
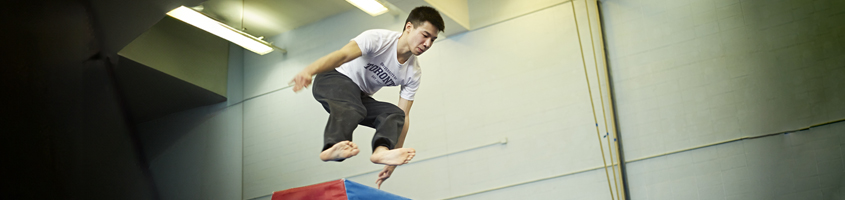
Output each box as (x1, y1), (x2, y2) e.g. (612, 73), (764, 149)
(396, 33), (413, 64)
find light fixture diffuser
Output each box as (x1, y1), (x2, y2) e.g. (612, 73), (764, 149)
(346, 0), (389, 16)
(166, 6), (282, 55)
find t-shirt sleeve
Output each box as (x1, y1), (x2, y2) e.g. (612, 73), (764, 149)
(400, 68), (422, 101)
(352, 30), (382, 57)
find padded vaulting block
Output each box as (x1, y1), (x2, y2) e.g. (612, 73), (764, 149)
(271, 179), (411, 200)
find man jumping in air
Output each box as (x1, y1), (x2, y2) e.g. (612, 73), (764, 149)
(289, 6), (444, 189)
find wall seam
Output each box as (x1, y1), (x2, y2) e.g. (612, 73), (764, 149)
(595, 0), (631, 199)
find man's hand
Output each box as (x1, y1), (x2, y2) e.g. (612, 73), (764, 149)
(289, 70), (313, 93)
(376, 165), (396, 189)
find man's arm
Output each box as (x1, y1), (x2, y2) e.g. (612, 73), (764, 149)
(376, 97), (413, 189)
(290, 40), (362, 92)
(395, 98), (413, 148)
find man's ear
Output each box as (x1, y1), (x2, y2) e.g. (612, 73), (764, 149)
(405, 22), (414, 32)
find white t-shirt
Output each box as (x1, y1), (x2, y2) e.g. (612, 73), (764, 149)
(335, 29), (422, 101)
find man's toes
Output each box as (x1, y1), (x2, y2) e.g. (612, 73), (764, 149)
(334, 141), (347, 149)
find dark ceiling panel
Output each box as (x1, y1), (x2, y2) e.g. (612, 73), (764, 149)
(114, 55), (226, 124)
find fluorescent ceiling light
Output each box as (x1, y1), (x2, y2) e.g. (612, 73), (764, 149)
(166, 6), (282, 55)
(346, 0), (389, 16)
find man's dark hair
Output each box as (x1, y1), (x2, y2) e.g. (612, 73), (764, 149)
(404, 6), (445, 33)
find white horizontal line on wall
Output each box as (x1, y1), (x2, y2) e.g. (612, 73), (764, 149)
(624, 118), (845, 163)
(344, 137), (509, 179)
(441, 118), (845, 199)
(442, 164), (620, 199)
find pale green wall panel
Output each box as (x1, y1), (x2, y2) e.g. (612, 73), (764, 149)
(119, 16), (229, 97)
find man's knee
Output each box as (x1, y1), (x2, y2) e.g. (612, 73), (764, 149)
(381, 108), (405, 124)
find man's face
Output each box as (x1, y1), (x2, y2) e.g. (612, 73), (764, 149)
(406, 21), (440, 56)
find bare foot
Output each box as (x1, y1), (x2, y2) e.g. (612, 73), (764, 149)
(370, 146), (416, 166)
(320, 141), (360, 161)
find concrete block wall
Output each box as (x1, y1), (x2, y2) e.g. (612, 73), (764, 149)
(602, 0), (845, 160)
(136, 43), (245, 200)
(624, 122), (845, 200)
(140, 103), (243, 200)
(601, 0), (845, 199)
(241, 1), (621, 199)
